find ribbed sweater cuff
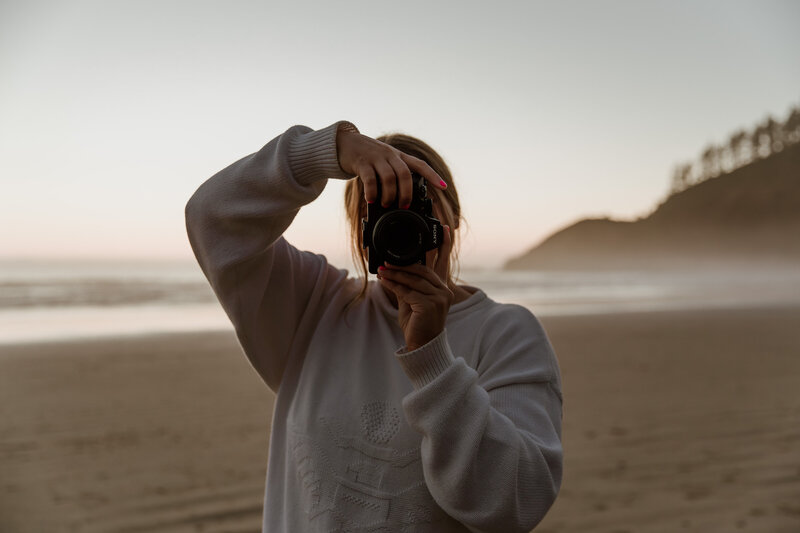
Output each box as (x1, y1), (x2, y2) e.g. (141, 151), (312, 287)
(287, 120), (360, 186)
(395, 330), (456, 389)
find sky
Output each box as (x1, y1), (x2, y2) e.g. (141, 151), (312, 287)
(1, 0), (798, 269)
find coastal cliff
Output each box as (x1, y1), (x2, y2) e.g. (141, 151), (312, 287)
(505, 143), (800, 271)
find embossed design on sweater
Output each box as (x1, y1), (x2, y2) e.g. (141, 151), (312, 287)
(289, 429), (327, 519)
(360, 401), (400, 444)
(288, 401), (449, 531)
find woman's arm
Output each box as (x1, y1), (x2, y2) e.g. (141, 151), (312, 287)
(395, 306), (563, 533)
(185, 121), (359, 392)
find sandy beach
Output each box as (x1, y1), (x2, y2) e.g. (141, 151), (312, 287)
(2, 305), (799, 533)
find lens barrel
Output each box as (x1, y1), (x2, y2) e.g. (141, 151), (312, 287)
(372, 210), (428, 264)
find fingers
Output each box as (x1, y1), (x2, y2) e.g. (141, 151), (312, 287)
(400, 153), (447, 191)
(359, 164), (378, 203)
(379, 264), (455, 311)
(377, 276), (412, 299)
(354, 145), (446, 206)
(378, 265), (441, 295)
(376, 154), (412, 208)
(382, 260), (449, 291)
(388, 158), (413, 209)
(374, 161), (397, 207)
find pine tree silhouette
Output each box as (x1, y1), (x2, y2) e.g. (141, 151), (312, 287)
(668, 102), (799, 194)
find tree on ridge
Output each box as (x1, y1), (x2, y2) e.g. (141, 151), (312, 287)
(668, 102), (799, 195)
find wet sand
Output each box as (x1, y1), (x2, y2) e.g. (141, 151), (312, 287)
(1, 305), (799, 532)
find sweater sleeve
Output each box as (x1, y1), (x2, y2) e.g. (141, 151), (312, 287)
(185, 120), (360, 393)
(394, 305), (563, 533)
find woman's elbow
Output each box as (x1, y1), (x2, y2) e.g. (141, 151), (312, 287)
(516, 448), (562, 531)
(519, 480), (559, 532)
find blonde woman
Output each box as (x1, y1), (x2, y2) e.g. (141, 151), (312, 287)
(185, 121), (563, 532)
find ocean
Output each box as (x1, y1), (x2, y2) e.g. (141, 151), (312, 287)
(1, 259), (798, 345)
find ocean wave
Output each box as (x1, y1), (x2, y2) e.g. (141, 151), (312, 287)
(0, 279), (217, 309)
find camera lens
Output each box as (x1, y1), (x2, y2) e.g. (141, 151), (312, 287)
(383, 221), (418, 255)
(372, 211), (428, 264)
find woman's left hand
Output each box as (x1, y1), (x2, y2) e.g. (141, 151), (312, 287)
(378, 226), (454, 351)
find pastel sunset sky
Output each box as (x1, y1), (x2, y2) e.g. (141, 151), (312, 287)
(1, 0), (798, 268)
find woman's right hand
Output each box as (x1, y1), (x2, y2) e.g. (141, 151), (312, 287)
(336, 126), (447, 209)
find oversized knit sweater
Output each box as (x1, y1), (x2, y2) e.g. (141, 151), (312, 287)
(185, 121), (564, 533)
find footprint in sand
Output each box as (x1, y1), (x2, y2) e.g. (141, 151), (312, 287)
(609, 426), (628, 437)
(682, 485), (711, 501)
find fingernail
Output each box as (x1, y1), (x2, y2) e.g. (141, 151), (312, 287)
(367, 200), (374, 204)
(401, 203), (410, 209)
(378, 266), (386, 271)
(439, 180), (447, 189)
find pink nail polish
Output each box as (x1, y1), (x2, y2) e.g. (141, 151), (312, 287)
(378, 266), (386, 271)
(439, 180), (447, 189)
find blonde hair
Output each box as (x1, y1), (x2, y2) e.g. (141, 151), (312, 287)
(344, 132), (463, 306)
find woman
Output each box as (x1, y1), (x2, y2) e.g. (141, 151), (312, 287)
(185, 120), (563, 532)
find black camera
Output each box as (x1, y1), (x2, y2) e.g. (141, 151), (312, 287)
(361, 171), (444, 274)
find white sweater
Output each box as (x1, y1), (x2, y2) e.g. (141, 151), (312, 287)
(185, 121), (563, 532)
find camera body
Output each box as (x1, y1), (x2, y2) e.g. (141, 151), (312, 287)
(361, 171), (444, 274)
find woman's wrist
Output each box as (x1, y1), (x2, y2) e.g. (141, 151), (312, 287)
(288, 122), (358, 185)
(396, 330), (455, 389)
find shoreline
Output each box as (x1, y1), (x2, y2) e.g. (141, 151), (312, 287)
(3, 299), (800, 348)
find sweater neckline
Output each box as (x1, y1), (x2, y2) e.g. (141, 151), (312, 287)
(369, 279), (488, 320)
